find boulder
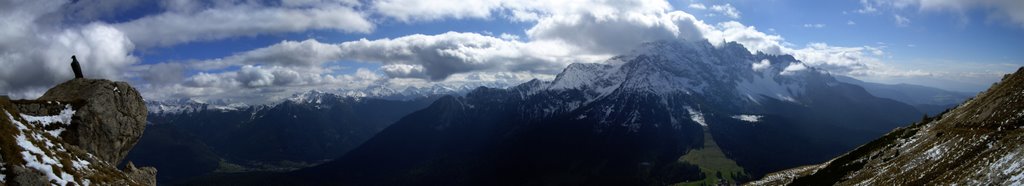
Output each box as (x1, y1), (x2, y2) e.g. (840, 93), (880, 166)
(36, 78), (148, 164)
(1, 78), (155, 185)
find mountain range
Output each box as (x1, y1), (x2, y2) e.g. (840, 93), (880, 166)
(125, 91), (441, 183)
(183, 40), (928, 185)
(835, 75), (972, 115)
(145, 82), (501, 116)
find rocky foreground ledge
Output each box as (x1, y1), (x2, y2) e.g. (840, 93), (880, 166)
(1, 79), (155, 185)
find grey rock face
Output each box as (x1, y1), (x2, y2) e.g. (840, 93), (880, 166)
(36, 78), (148, 165)
(10, 166), (50, 186)
(1, 78), (155, 185)
(124, 162), (158, 186)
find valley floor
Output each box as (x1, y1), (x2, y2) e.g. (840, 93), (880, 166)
(675, 128), (748, 186)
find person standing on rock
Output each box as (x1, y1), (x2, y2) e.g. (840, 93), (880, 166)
(71, 55), (84, 79)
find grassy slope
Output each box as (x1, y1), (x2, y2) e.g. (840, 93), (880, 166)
(674, 128), (747, 186)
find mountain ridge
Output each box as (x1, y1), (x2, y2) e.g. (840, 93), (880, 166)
(127, 91), (442, 183)
(835, 75), (972, 115)
(145, 82), (512, 115)
(750, 67), (1024, 185)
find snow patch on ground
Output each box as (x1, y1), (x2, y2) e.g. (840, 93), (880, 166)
(991, 149), (1024, 185)
(746, 164), (823, 186)
(685, 106), (708, 127)
(732, 114), (763, 122)
(11, 118), (77, 185)
(924, 142), (946, 160)
(0, 154), (5, 181)
(20, 104), (76, 136)
(73, 158), (91, 170)
(5, 110), (91, 185)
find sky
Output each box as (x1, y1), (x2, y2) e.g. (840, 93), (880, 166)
(1, 0), (1022, 104)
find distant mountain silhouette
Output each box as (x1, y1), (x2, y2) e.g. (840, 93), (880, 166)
(125, 92), (440, 184)
(835, 75), (972, 115)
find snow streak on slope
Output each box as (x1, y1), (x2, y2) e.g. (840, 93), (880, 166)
(546, 61), (626, 101)
(20, 104), (76, 136)
(731, 115), (762, 122)
(6, 111), (92, 185)
(736, 65), (803, 103)
(0, 159), (5, 181)
(685, 106), (708, 127)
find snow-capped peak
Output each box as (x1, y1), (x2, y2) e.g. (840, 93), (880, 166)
(288, 90), (334, 104)
(544, 39), (818, 105)
(145, 97), (248, 115)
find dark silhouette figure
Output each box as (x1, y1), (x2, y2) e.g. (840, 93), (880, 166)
(71, 55), (83, 79)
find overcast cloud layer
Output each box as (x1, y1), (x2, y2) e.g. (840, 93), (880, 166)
(1, 0), (1020, 103)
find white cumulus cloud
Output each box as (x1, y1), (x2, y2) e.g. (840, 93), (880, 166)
(893, 14), (911, 26)
(114, 2), (373, 48)
(1, 1), (138, 99)
(780, 63), (808, 75)
(688, 3), (707, 10)
(803, 23), (826, 28)
(710, 4), (741, 19)
(752, 59), (771, 71)
(338, 32), (585, 80)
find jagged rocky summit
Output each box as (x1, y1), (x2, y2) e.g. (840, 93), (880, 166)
(749, 67), (1024, 185)
(1, 78), (155, 185)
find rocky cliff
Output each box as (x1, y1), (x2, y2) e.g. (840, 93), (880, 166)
(748, 67), (1024, 185)
(1, 79), (155, 185)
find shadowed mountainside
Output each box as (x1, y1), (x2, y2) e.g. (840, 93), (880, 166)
(749, 67), (1024, 185)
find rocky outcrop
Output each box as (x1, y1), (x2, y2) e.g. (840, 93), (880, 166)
(0, 79), (155, 185)
(748, 67), (1024, 185)
(38, 78), (147, 164)
(124, 162), (158, 185)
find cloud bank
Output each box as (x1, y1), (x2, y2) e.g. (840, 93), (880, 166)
(1, 0), (1012, 103)
(115, 3), (373, 48)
